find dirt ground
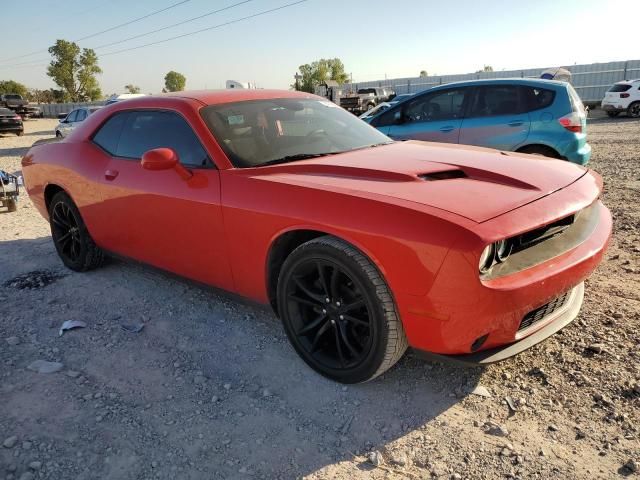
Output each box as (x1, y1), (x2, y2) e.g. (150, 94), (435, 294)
(0, 115), (638, 480)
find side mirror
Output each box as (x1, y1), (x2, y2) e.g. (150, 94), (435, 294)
(393, 110), (403, 124)
(58, 113), (68, 120)
(141, 148), (192, 180)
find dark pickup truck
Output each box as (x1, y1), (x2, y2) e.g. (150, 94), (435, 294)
(339, 87), (395, 115)
(0, 94), (29, 115)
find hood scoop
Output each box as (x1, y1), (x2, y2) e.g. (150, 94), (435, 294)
(419, 170), (467, 181)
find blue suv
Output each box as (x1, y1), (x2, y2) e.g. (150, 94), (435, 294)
(366, 79), (591, 165)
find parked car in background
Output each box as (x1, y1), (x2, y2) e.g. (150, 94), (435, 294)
(601, 80), (640, 118)
(0, 94), (28, 116)
(22, 90), (611, 383)
(367, 78), (591, 165)
(359, 93), (414, 120)
(0, 107), (24, 136)
(55, 107), (102, 138)
(105, 93), (146, 105)
(24, 105), (44, 118)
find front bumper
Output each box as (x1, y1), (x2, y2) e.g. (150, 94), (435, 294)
(413, 283), (584, 365)
(0, 123), (23, 133)
(396, 171), (611, 360)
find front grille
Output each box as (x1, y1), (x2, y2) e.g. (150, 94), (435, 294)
(519, 290), (571, 332)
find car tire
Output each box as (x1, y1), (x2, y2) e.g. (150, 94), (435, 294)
(277, 235), (408, 383)
(55, 131), (62, 138)
(627, 102), (640, 118)
(517, 145), (561, 159)
(6, 199), (17, 213)
(49, 191), (104, 272)
(16, 131), (23, 137)
(606, 111), (620, 118)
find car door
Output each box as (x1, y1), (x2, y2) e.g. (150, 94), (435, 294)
(89, 109), (234, 290)
(383, 88), (468, 144)
(459, 85), (530, 150)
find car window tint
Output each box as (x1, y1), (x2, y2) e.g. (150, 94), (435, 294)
(76, 109), (87, 122)
(92, 112), (128, 155)
(116, 111), (210, 167)
(608, 84), (632, 92)
(66, 110), (79, 122)
(468, 86), (524, 117)
(522, 87), (555, 111)
(404, 89), (466, 123)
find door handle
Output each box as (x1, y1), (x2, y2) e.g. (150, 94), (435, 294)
(439, 125), (455, 132)
(508, 121), (524, 127)
(104, 169), (119, 181)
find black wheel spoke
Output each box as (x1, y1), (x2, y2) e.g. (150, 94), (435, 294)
(288, 294), (321, 309)
(293, 276), (325, 303)
(333, 323), (346, 367)
(337, 321), (360, 358)
(310, 320), (332, 353)
(342, 298), (365, 313)
(52, 210), (69, 228)
(343, 314), (370, 329)
(329, 267), (340, 299)
(298, 313), (327, 336)
(316, 261), (329, 296)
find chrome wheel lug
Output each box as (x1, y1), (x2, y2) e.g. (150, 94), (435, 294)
(325, 298), (330, 303)
(336, 301), (341, 307)
(330, 319), (336, 325)
(339, 315), (344, 320)
(322, 309), (327, 314)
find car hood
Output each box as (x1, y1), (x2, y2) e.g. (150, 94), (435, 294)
(252, 141), (587, 223)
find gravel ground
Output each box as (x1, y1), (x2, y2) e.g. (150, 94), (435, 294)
(0, 115), (638, 480)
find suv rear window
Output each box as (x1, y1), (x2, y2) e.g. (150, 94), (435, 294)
(608, 84), (632, 92)
(358, 88), (376, 95)
(522, 87), (555, 111)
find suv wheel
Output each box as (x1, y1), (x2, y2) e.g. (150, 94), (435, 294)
(628, 102), (640, 118)
(277, 236), (408, 383)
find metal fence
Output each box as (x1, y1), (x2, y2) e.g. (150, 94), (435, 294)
(36, 101), (106, 118)
(342, 59), (640, 104)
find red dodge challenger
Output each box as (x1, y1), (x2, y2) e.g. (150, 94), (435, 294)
(21, 90), (611, 383)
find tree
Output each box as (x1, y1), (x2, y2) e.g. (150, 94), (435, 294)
(419, 70), (428, 78)
(476, 65), (494, 73)
(0, 80), (29, 97)
(124, 84), (141, 94)
(295, 58), (349, 93)
(47, 39), (102, 101)
(164, 71), (186, 92)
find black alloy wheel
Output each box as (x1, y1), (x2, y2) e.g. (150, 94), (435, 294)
(49, 191), (104, 271)
(277, 236), (407, 383)
(628, 102), (640, 118)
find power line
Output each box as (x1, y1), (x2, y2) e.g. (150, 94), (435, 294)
(0, 1), (309, 72)
(100, 0), (308, 58)
(75, 0), (192, 42)
(0, 0), (191, 64)
(93, 0), (255, 50)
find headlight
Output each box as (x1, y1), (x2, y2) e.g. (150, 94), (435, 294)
(479, 244), (495, 273)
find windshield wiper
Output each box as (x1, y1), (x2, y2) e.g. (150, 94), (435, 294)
(260, 152), (339, 167)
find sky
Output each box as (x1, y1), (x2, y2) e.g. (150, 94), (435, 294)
(1, 0), (639, 95)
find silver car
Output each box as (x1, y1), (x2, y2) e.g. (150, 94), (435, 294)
(55, 107), (101, 138)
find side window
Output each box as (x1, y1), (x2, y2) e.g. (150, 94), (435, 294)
(66, 110), (79, 123)
(76, 109), (88, 122)
(404, 89), (466, 123)
(371, 104), (401, 127)
(522, 86), (555, 111)
(116, 111), (211, 167)
(468, 86), (524, 117)
(92, 112), (128, 155)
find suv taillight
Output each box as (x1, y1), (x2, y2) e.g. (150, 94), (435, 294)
(558, 113), (583, 133)
(620, 93), (630, 98)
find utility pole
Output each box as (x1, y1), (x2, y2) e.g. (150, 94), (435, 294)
(294, 72), (302, 91)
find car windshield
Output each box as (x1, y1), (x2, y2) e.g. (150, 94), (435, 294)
(200, 98), (392, 168)
(5, 94), (21, 99)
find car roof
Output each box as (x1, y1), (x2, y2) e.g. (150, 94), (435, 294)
(615, 79), (640, 84)
(423, 77), (569, 90)
(162, 89), (318, 106)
